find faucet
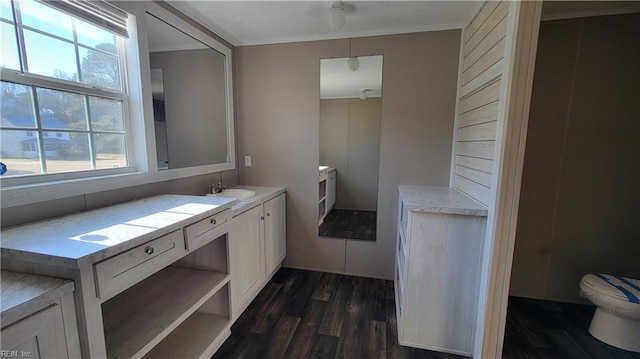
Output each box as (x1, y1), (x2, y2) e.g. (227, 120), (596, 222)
(209, 182), (226, 194)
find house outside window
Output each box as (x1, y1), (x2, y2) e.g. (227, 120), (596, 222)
(0, 0), (132, 179)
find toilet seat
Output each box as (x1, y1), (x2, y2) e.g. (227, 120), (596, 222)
(581, 274), (640, 304)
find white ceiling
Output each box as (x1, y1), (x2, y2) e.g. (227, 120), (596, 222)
(166, 1), (483, 46)
(321, 55), (382, 99)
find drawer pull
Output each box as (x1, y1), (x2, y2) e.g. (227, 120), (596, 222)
(266, 212), (271, 217)
(210, 218), (216, 224)
(144, 246), (155, 255)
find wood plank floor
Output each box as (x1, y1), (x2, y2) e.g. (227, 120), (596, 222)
(213, 268), (460, 359)
(214, 268), (640, 359)
(319, 209), (376, 241)
(503, 296), (640, 359)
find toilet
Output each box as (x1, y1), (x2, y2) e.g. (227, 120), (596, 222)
(579, 273), (640, 353)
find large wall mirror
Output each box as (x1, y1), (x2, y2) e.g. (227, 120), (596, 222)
(318, 55), (383, 242)
(144, 4), (234, 172)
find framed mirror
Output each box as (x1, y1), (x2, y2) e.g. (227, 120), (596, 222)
(318, 55), (383, 242)
(144, 4), (235, 173)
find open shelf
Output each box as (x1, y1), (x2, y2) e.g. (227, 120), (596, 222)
(102, 266), (229, 359)
(144, 284), (231, 359)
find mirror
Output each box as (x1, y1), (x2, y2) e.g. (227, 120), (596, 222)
(146, 11), (230, 170)
(318, 55), (383, 242)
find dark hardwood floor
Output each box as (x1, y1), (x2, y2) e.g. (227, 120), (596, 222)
(213, 268), (460, 359)
(319, 209), (376, 241)
(213, 268), (640, 359)
(503, 296), (640, 359)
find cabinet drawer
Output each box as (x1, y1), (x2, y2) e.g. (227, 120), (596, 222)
(94, 229), (186, 300)
(184, 210), (229, 251)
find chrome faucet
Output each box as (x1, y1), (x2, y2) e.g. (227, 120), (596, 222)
(209, 182), (226, 194)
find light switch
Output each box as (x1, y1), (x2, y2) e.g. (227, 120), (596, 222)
(244, 156), (252, 167)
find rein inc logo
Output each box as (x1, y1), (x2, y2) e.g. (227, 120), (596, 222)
(1, 351), (32, 358)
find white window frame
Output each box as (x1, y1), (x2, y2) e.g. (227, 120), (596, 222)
(0, 1), (236, 209)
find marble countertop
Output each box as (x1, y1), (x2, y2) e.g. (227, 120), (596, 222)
(221, 186), (286, 217)
(0, 194), (237, 268)
(1, 270), (75, 327)
(398, 185), (488, 216)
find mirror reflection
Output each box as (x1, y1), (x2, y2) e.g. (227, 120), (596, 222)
(146, 13), (228, 170)
(318, 55), (383, 242)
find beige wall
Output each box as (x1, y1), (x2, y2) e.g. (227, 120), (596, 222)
(510, 13), (640, 303)
(236, 30), (460, 278)
(320, 98), (381, 211)
(0, 170), (239, 228)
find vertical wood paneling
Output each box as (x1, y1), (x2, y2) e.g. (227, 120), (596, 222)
(452, 0), (510, 206)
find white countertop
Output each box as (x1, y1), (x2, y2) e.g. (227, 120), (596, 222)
(1, 270), (75, 327)
(0, 194), (237, 268)
(398, 185), (488, 216)
(222, 186), (286, 217)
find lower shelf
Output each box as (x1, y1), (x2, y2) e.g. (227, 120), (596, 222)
(144, 311), (230, 358)
(102, 266), (229, 358)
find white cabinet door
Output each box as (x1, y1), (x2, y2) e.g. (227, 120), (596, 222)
(264, 194), (286, 277)
(327, 171), (336, 211)
(229, 205), (264, 319)
(2, 303), (69, 359)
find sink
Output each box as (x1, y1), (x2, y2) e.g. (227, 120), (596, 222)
(206, 188), (256, 200)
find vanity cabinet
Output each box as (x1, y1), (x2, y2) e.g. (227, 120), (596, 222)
(395, 185), (487, 356)
(264, 193), (287, 277)
(327, 169), (336, 212)
(229, 192), (286, 319)
(0, 195), (236, 358)
(229, 205), (264, 319)
(1, 271), (81, 359)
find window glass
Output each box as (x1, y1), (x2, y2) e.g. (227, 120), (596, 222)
(23, 30), (78, 80)
(36, 88), (87, 130)
(93, 133), (127, 169)
(0, 129), (43, 176)
(0, 82), (37, 128)
(76, 19), (116, 53)
(79, 47), (121, 90)
(44, 132), (91, 173)
(1, 21), (20, 70)
(18, 0), (73, 40)
(1, 1), (13, 21)
(89, 97), (124, 131)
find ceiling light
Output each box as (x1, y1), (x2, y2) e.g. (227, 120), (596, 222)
(347, 57), (359, 72)
(360, 89), (369, 100)
(328, 1), (345, 31)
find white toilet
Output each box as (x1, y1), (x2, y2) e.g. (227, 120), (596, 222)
(579, 273), (640, 353)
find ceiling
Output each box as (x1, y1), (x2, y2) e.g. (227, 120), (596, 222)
(166, 1), (483, 47)
(321, 55), (383, 99)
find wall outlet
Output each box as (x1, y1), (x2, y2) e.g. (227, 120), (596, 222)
(244, 156), (252, 167)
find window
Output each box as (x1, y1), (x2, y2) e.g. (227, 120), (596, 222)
(0, 0), (131, 179)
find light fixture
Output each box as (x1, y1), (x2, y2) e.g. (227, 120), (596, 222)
(328, 1), (345, 31)
(360, 89), (369, 100)
(347, 57), (359, 72)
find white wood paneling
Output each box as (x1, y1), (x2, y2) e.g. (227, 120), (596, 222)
(456, 141), (495, 160)
(456, 155), (493, 174)
(452, 0), (510, 207)
(454, 175), (490, 205)
(458, 101), (500, 128)
(457, 121), (497, 141)
(458, 80), (502, 114)
(455, 165), (492, 187)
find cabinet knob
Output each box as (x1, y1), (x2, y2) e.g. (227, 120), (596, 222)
(261, 216), (264, 220)
(266, 213), (271, 217)
(210, 218), (216, 224)
(144, 246), (155, 255)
